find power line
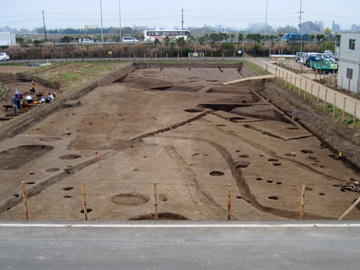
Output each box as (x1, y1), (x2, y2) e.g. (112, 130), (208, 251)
(46, 10), (179, 16)
(0, 18), (41, 24)
(0, 13), (41, 18)
(306, 12), (359, 19)
(186, 9), (298, 17)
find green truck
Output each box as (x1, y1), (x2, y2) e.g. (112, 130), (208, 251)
(311, 54), (337, 73)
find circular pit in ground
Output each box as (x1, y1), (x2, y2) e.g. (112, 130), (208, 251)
(209, 171), (225, 176)
(111, 193), (150, 206)
(129, 212), (188, 220)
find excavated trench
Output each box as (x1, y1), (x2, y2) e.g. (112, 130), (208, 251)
(1, 63), (359, 221)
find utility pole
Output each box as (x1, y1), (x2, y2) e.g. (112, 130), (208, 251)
(181, 8), (184, 30)
(119, 0), (122, 42)
(243, 34), (245, 57)
(100, 0), (104, 44)
(299, 0), (304, 53)
(266, 0), (270, 57)
(42, 10), (48, 42)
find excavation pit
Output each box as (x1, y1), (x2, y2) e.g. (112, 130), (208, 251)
(130, 213), (188, 220)
(59, 154), (82, 160)
(236, 162), (250, 169)
(184, 109), (204, 113)
(0, 145), (54, 170)
(209, 171), (225, 176)
(111, 193), (150, 206)
(1, 65), (359, 222)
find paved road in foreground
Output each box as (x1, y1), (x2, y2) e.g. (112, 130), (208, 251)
(1, 221), (359, 270)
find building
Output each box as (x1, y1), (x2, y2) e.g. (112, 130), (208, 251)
(132, 25), (148, 31)
(351, 24), (360, 32)
(299, 21), (321, 34)
(315, 21), (324, 32)
(84, 25), (100, 31)
(0, 32), (16, 46)
(332, 21), (340, 34)
(337, 33), (360, 93)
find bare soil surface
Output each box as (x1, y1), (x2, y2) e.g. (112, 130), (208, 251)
(1, 65), (360, 221)
(0, 65), (35, 74)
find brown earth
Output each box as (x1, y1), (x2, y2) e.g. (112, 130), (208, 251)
(0, 64), (359, 221)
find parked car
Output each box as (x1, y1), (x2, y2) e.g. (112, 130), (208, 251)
(79, 38), (94, 44)
(309, 54), (322, 69)
(305, 53), (321, 67)
(323, 50), (335, 60)
(122, 37), (139, 43)
(0, 52), (10, 61)
(299, 52), (308, 64)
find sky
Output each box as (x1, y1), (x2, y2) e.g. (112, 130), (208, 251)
(1, 0), (360, 31)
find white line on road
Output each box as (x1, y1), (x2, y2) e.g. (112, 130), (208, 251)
(0, 223), (360, 229)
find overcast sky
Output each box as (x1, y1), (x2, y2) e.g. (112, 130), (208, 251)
(1, 0), (359, 31)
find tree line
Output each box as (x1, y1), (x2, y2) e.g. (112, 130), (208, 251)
(9, 32), (337, 60)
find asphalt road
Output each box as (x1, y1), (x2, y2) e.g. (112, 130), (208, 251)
(1, 221), (359, 270)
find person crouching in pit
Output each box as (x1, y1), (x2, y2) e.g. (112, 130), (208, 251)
(25, 95), (33, 104)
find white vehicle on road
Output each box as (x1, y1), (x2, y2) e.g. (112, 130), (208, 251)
(122, 37), (139, 43)
(0, 52), (10, 61)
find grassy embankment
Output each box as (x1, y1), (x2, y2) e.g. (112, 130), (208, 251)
(19, 61), (130, 92)
(244, 60), (360, 129)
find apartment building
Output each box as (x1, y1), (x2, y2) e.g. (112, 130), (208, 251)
(337, 33), (360, 93)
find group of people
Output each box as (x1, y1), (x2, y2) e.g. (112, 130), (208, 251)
(10, 80), (56, 117)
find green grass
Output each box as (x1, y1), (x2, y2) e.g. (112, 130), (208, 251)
(278, 78), (360, 130)
(243, 61), (270, 76)
(19, 61), (127, 92)
(142, 59), (242, 65)
(0, 63), (30, 67)
(0, 82), (4, 99)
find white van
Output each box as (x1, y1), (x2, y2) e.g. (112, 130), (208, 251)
(79, 38), (94, 44)
(0, 52), (10, 61)
(122, 37), (139, 43)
